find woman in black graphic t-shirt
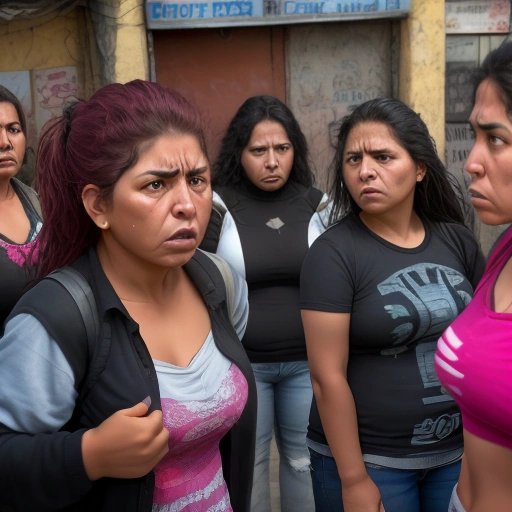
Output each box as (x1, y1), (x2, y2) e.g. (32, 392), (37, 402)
(300, 98), (484, 512)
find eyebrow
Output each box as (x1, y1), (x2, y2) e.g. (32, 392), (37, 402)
(345, 147), (391, 156)
(471, 120), (510, 132)
(141, 166), (209, 179)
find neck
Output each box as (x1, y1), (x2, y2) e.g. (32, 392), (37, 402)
(0, 178), (13, 201)
(359, 209), (424, 248)
(96, 240), (185, 304)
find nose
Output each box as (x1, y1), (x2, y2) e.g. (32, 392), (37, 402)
(172, 180), (196, 218)
(464, 142), (485, 180)
(359, 156), (376, 181)
(0, 129), (12, 151)
(265, 149), (279, 170)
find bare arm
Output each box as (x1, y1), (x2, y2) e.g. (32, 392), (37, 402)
(302, 309), (384, 512)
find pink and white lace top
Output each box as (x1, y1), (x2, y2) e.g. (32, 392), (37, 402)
(152, 332), (248, 511)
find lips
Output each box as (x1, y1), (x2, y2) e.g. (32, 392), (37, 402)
(361, 187), (380, 196)
(468, 188), (486, 200)
(168, 228), (196, 241)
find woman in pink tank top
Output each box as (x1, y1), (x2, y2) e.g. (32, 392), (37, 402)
(435, 41), (512, 512)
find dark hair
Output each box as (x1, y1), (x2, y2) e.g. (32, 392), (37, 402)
(214, 95), (314, 188)
(0, 85), (27, 135)
(35, 79), (207, 278)
(328, 97), (464, 225)
(472, 40), (512, 114)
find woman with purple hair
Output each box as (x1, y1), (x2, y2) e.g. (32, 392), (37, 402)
(0, 80), (256, 512)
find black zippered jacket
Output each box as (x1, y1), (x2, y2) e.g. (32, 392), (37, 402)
(0, 248), (256, 512)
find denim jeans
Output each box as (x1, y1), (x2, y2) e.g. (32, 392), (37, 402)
(250, 361), (314, 512)
(309, 449), (461, 512)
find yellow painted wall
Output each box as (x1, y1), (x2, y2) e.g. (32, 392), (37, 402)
(0, 10), (85, 75)
(400, 0), (445, 156)
(113, 0), (148, 82)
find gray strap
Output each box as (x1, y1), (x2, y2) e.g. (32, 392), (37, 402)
(203, 252), (236, 318)
(47, 267), (99, 354)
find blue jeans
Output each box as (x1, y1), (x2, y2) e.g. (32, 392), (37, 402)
(310, 449), (461, 512)
(251, 361), (314, 512)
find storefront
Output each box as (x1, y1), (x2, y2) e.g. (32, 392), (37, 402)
(147, 0), (411, 188)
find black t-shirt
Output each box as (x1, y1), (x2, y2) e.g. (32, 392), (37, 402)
(300, 213), (484, 462)
(203, 180), (326, 362)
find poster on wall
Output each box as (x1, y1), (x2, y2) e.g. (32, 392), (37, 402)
(32, 66), (80, 136)
(0, 66), (80, 150)
(445, 0), (510, 34)
(445, 36), (479, 122)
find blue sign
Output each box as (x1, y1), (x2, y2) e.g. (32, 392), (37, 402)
(146, 0), (410, 27)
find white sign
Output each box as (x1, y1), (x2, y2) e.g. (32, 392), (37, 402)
(446, 0), (510, 34)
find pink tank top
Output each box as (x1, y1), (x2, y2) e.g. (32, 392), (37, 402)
(152, 359), (247, 511)
(435, 226), (512, 450)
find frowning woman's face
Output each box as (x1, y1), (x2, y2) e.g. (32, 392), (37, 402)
(98, 133), (212, 270)
(465, 78), (512, 225)
(0, 102), (26, 181)
(241, 120), (294, 192)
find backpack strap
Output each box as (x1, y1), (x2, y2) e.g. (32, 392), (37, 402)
(9, 267), (104, 404)
(201, 200), (228, 253)
(200, 187), (242, 253)
(201, 251), (236, 318)
(46, 267), (110, 407)
(47, 268), (99, 355)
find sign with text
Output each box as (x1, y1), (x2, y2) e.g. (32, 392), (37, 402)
(146, 0), (410, 28)
(446, 0), (510, 34)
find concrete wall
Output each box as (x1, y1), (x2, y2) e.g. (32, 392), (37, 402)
(0, 10), (85, 73)
(287, 21), (393, 191)
(400, 0), (445, 156)
(91, 0), (148, 84)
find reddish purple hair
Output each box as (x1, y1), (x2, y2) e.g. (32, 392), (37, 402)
(35, 79), (208, 278)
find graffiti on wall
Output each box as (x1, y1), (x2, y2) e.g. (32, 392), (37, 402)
(0, 66), (80, 151)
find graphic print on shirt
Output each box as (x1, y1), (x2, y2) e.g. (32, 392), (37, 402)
(378, 263), (471, 348)
(378, 263), (468, 446)
(435, 325), (465, 399)
(266, 217), (285, 230)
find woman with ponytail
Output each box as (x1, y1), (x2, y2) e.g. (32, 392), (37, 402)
(0, 80), (256, 512)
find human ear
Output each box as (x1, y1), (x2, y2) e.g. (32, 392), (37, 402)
(82, 184), (110, 230)
(416, 163), (427, 182)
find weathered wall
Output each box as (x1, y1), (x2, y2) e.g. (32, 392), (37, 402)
(287, 21), (393, 191)
(91, 0), (148, 84)
(0, 10), (85, 76)
(400, 0), (445, 155)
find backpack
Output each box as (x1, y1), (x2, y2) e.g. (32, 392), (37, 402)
(38, 251), (237, 405)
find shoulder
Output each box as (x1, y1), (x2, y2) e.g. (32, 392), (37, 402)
(11, 177), (42, 219)
(213, 185), (241, 209)
(313, 213), (361, 243)
(430, 220), (480, 250)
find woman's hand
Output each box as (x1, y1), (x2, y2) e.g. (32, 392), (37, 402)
(342, 474), (385, 512)
(82, 399), (169, 480)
